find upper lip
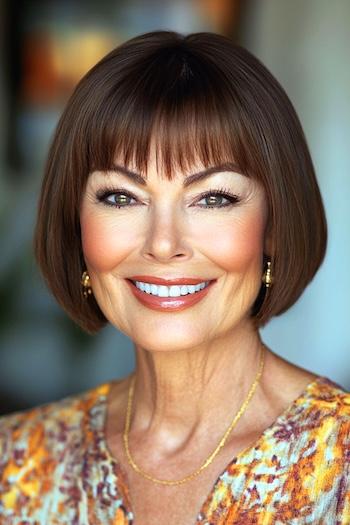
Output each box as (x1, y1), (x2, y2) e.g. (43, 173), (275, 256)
(127, 275), (215, 286)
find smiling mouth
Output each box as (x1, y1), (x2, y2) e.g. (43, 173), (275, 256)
(125, 278), (216, 311)
(128, 279), (211, 295)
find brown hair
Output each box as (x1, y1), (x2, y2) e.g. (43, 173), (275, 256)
(34, 30), (327, 334)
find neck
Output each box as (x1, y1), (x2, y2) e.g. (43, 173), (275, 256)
(129, 320), (264, 453)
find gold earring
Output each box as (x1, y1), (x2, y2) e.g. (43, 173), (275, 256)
(262, 259), (273, 288)
(81, 270), (92, 298)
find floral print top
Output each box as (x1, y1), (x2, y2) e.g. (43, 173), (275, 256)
(0, 375), (349, 524)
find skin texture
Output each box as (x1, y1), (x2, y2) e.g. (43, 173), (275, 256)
(80, 146), (317, 524)
(80, 149), (271, 354)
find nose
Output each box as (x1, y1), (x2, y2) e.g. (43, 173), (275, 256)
(141, 207), (192, 263)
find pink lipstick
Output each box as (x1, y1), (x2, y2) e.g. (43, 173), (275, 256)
(125, 278), (216, 312)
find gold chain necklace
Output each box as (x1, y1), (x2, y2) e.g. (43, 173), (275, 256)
(123, 343), (266, 486)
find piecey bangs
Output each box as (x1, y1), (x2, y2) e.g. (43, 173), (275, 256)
(86, 42), (254, 181)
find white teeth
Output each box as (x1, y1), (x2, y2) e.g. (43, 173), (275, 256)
(134, 281), (210, 297)
(169, 285), (181, 297)
(159, 285), (171, 297)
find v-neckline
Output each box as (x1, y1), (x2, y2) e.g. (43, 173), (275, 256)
(92, 374), (327, 524)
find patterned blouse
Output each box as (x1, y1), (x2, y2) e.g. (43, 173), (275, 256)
(0, 375), (349, 524)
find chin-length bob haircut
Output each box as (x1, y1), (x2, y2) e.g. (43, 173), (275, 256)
(34, 30), (327, 335)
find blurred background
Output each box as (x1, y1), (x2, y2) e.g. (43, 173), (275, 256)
(1, 0), (349, 415)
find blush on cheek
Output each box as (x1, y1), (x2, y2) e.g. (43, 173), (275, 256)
(204, 216), (265, 273)
(80, 214), (133, 273)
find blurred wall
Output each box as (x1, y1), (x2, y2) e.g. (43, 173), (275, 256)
(0, 0), (349, 415)
(241, 0), (350, 389)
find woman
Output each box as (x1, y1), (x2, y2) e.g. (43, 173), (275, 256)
(0, 30), (349, 524)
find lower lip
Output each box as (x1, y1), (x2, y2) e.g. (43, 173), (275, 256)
(125, 280), (216, 312)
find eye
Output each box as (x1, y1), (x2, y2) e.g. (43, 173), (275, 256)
(195, 188), (241, 209)
(95, 186), (241, 210)
(96, 187), (139, 208)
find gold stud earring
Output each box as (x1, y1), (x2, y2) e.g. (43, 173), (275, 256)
(81, 270), (92, 298)
(262, 259), (273, 288)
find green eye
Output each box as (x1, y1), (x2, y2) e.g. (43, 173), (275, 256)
(96, 188), (138, 208)
(195, 189), (240, 209)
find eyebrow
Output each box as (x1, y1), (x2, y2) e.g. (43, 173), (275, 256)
(107, 162), (246, 187)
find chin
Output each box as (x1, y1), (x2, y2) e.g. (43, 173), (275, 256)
(132, 329), (206, 354)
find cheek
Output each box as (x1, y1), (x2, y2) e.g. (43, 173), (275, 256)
(80, 212), (137, 273)
(198, 213), (266, 272)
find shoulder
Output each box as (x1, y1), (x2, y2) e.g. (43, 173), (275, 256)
(232, 377), (350, 523)
(0, 381), (111, 516)
(281, 376), (350, 441)
(260, 376), (350, 473)
(0, 381), (110, 451)
(272, 375), (350, 486)
(278, 377), (350, 521)
(301, 376), (350, 418)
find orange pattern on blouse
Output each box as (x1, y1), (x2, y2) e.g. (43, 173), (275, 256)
(0, 375), (349, 524)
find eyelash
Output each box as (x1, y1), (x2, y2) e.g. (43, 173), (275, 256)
(95, 186), (241, 210)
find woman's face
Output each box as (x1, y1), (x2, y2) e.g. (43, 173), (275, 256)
(80, 147), (272, 352)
